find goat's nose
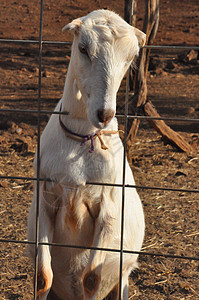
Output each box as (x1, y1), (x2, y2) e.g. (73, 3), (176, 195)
(97, 109), (115, 124)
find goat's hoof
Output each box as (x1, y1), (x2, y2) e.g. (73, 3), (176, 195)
(36, 269), (53, 299)
(83, 271), (100, 298)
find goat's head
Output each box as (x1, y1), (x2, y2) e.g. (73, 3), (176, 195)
(63, 10), (146, 129)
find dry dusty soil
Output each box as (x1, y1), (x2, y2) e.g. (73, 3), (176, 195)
(0, 0), (199, 299)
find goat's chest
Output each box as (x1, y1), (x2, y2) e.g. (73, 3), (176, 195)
(40, 129), (122, 186)
(66, 145), (117, 184)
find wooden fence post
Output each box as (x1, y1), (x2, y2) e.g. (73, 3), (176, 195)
(127, 0), (159, 144)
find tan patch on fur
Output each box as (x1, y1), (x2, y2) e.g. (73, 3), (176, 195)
(36, 269), (52, 297)
(65, 188), (101, 233)
(65, 190), (91, 233)
(84, 200), (101, 220)
(65, 196), (80, 232)
(83, 271), (100, 298)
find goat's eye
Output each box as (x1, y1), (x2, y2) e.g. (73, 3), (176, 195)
(79, 45), (88, 55)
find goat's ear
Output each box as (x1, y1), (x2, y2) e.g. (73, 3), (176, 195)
(134, 28), (146, 48)
(62, 18), (82, 34)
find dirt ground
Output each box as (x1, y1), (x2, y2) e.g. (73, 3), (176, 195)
(0, 0), (199, 299)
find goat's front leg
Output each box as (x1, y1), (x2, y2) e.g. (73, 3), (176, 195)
(28, 182), (59, 300)
(82, 188), (114, 299)
(36, 202), (54, 300)
(120, 271), (129, 300)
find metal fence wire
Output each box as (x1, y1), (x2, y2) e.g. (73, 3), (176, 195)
(0, 0), (199, 299)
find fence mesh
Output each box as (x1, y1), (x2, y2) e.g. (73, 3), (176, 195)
(0, 0), (199, 299)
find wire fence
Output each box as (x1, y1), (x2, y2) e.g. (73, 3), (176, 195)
(0, 0), (199, 299)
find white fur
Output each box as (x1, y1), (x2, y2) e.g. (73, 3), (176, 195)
(27, 9), (146, 300)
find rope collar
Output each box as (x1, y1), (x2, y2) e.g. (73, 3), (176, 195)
(59, 104), (119, 153)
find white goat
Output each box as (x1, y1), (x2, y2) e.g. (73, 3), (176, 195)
(27, 9), (146, 300)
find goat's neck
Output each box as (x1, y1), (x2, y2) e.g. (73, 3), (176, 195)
(61, 63), (96, 135)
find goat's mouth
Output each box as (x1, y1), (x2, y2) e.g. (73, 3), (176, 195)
(97, 120), (112, 129)
(96, 109), (115, 128)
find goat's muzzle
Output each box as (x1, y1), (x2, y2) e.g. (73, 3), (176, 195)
(97, 109), (115, 126)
